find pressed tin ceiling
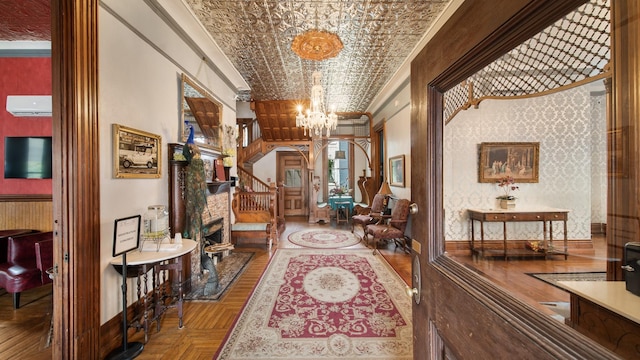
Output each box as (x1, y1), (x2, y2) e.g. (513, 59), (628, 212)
(184, 0), (452, 113)
(0, 0), (50, 41)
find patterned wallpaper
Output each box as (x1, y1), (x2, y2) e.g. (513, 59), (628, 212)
(444, 83), (606, 242)
(0, 57), (52, 195)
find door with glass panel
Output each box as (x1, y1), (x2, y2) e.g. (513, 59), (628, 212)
(277, 152), (308, 216)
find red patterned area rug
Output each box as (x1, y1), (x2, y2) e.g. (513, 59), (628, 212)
(215, 249), (412, 359)
(288, 229), (361, 248)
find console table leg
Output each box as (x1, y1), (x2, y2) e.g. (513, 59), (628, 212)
(503, 221), (507, 260)
(480, 221), (485, 257)
(470, 219), (475, 255)
(550, 221), (555, 260)
(177, 258), (184, 328)
(142, 264), (149, 344)
(563, 220), (568, 260)
(543, 221), (548, 259)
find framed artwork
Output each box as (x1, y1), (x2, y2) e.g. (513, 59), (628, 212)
(180, 73), (223, 151)
(112, 215), (141, 257)
(389, 155), (405, 187)
(113, 124), (162, 179)
(478, 142), (539, 183)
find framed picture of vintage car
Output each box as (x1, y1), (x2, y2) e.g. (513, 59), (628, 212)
(478, 142), (539, 183)
(113, 124), (161, 179)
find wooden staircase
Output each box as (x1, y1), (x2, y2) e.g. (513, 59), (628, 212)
(231, 166), (285, 246)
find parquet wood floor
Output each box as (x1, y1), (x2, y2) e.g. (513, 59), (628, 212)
(0, 218), (606, 359)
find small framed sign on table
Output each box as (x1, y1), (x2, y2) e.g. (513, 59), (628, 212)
(113, 215), (141, 257)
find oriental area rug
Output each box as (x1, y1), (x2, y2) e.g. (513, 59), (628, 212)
(214, 249), (413, 359)
(288, 229), (361, 248)
(184, 251), (254, 301)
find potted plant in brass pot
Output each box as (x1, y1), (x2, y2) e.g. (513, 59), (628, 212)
(496, 176), (519, 209)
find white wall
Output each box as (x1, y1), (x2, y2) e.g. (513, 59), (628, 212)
(373, 82), (412, 201)
(98, 1), (242, 324)
(443, 83), (606, 242)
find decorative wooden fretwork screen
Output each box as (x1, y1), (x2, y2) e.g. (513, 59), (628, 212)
(443, 0), (610, 123)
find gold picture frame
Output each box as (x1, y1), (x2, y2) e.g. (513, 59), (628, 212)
(112, 124), (161, 179)
(180, 73), (223, 151)
(389, 155), (405, 187)
(478, 142), (539, 183)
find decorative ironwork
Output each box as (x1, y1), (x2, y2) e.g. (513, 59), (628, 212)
(444, 0), (610, 123)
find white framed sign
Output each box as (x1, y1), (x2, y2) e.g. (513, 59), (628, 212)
(112, 215), (141, 257)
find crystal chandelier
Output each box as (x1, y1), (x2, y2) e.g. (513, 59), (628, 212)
(296, 71), (338, 137)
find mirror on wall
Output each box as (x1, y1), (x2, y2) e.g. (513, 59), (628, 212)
(180, 73), (223, 150)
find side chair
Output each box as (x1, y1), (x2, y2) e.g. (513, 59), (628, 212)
(365, 198), (410, 253)
(352, 193), (386, 235)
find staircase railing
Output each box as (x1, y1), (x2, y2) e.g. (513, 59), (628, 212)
(238, 118), (264, 164)
(232, 167), (285, 243)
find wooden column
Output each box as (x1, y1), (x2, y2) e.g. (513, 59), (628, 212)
(51, 0), (100, 358)
(607, 0), (640, 281)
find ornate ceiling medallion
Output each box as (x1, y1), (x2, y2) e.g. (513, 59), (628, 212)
(291, 30), (343, 61)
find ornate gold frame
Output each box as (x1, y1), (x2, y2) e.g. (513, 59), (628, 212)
(112, 124), (162, 179)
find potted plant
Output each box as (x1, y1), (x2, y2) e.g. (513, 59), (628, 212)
(496, 176), (519, 209)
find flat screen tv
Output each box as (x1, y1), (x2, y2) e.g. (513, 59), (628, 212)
(4, 136), (52, 179)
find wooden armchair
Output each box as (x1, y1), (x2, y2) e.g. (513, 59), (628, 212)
(351, 193), (386, 234)
(365, 199), (410, 251)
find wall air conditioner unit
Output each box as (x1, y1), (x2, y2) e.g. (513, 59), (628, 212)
(6, 95), (52, 117)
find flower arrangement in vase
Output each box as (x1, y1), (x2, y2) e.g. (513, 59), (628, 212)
(496, 176), (519, 209)
(330, 186), (351, 197)
(330, 179), (351, 197)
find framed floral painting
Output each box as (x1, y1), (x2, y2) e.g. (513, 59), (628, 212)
(389, 155), (405, 187)
(478, 142), (539, 183)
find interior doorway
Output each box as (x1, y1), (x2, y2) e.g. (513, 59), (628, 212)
(277, 151), (308, 216)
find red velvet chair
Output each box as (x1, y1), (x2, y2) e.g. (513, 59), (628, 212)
(365, 199), (410, 251)
(352, 193), (386, 234)
(0, 231), (53, 309)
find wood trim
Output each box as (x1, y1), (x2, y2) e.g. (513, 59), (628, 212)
(0, 194), (52, 202)
(412, 0), (617, 358)
(52, 0), (100, 358)
(445, 239), (595, 257)
(0, 200), (53, 231)
(607, 0), (640, 282)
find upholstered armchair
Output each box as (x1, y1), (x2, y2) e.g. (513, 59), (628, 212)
(0, 231), (54, 309)
(351, 193), (386, 234)
(365, 199), (410, 251)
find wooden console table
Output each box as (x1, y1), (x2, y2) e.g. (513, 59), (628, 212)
(110, 239), (197, 343)
(468, 207), (569, 259)
(559, 281), (640, 359)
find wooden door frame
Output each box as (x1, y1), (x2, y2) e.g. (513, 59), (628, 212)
(411, 0), (617, 358)
(277, 151), (309, 216)
(52, 0), (100, 358)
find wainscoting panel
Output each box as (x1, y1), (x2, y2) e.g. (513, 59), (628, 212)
(0, 195), (53, 231)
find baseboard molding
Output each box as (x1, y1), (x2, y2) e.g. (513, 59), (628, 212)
(99, 282), (171, 358)
(591, 222), (606, 235)
(445, 239), (595, 256)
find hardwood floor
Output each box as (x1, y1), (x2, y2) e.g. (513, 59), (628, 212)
(0, 219), (606, 359)
(0, 285), (53, 360)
